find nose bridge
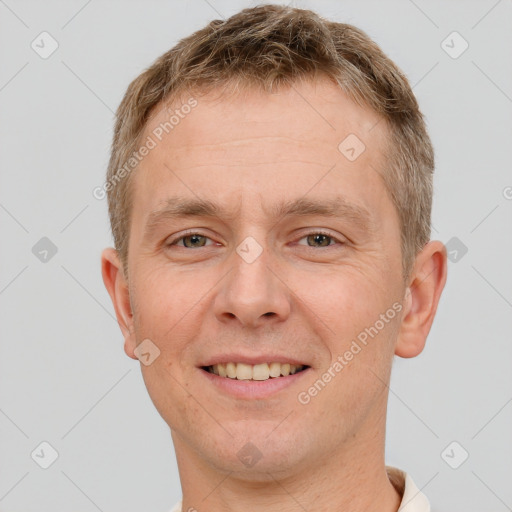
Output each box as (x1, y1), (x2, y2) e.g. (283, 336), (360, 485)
(215, 232), (290, 326)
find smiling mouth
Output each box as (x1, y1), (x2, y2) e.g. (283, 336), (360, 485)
(201, 362), (310, 381)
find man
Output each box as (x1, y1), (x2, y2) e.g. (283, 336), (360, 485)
(101, 4), (447, 511)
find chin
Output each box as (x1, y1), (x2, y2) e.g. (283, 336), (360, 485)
(204, 428), (308, 478)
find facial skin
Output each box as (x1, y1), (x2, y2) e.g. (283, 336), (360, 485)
(102, 78), (447, 512)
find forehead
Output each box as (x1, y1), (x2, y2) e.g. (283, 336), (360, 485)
(143, 79), (387, 163)
(130, 78), (392, 230)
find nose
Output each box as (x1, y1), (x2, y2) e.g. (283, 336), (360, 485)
(213, 238), (291, 328)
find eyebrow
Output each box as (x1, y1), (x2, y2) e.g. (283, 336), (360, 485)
(143, 195), (374, 239)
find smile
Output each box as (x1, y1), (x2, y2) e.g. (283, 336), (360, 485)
(202, 362), (309, 381)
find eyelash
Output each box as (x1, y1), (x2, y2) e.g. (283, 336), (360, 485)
(167, 229), (344, 249)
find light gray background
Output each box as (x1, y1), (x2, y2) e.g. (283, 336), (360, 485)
(1, 0), (511, 510)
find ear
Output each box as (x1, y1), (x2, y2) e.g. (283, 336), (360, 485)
(101, 248), (138, 360)
(394, 240), (448, 358)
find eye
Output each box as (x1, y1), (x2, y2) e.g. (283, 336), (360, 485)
(296, 231), (344, 248)
(168, 232), (215, 249)
(166, 230), (344, 250)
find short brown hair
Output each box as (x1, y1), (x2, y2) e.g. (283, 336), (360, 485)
(106, 3), (434, 282)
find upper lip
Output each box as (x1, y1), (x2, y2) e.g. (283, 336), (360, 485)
(199, 354), (310, 367)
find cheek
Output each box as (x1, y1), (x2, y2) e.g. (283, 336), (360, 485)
(132, 266), (205, 336)
(129, 271), (205, 395)
(296, 265), (392, 336)
(131, 270), (201, 422)
(140, 361), (202, 433)
(298, 266), (399, 394)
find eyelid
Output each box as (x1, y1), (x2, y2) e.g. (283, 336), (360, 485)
(295, 229), (345, 247)
(166, 229), (216, 247)
(166, 229), (345, 248)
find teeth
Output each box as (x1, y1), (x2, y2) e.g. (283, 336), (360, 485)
(218, 363), (227, 378)
(226, 362), (237, 379)
(207, 362), (306, 380)
(253, 363), (270, 381)
(236, 363), (253, 380)
(269, 362), (281, 378)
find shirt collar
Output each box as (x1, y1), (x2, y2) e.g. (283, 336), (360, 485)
(386, 465), (431, 512)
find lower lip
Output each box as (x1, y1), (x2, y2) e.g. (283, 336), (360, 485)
(199, 367), (311, 399)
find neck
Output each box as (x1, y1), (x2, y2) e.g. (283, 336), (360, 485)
(172, 405), (402, 512)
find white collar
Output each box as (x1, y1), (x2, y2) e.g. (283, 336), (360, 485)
(386, 466), (431, 512)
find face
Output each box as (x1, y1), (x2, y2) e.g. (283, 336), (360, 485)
(109, 78), (412, 477)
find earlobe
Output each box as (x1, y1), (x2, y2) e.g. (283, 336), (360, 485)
(123, 327), (138, 360)
(101, 248), (138, 360)
(394, 240), (448, 358)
